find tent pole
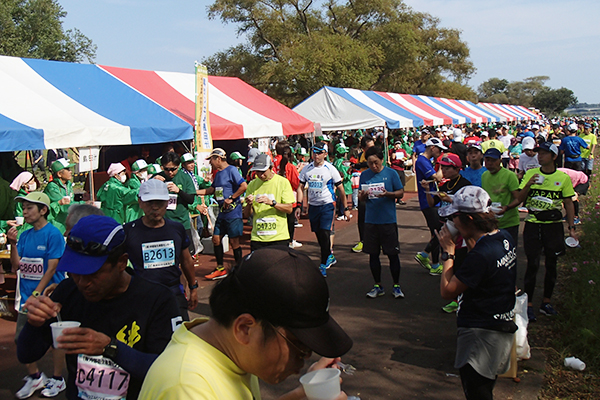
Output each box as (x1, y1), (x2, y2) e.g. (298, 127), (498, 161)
(383, 125), (388, 164)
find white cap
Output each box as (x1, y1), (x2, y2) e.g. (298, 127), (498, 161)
(522, 137), (536, 150)
(181, 153), (194, 163)
(439, 186), (491, 217)
(532, 124), (540, 130)
(139, 179), (169, 201)
(425, 137), (448, 150)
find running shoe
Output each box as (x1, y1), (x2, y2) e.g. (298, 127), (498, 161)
(294, 221), (303, 228)
(414, 252), (431, 270)
(204, 266), (228, 280)
(574, 217), (581, 225)
(352, 242), (363, 253)
(16, 373), (47, 399)
(319, 264), (327, 277)
(518, 207), (528, 213)
(336, 215), (345, 221)
(539, 302), (558, 316)
(397, 200), (406, 205)
(392, 285), (405, 299)
(442, 301), (458, 313)
(366, 285), (385, 298)
(325, 254), (337, 269)
(289, 240), (303, 248)
(41, 377), (66, 398)
(429, 264), (443, 276)
(527, 306), (537, 323)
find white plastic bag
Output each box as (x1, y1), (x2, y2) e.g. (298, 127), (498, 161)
(515, 293), (531, 360)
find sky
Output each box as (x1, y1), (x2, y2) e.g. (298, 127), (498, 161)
(58, 0), (600, 103)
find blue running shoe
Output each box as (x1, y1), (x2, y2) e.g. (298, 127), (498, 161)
(319, 264), (327, 277)
(366, 285), (385, 298)
(325, 254), (337, 269)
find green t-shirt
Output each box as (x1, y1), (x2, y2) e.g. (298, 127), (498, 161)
(155, 170), (196, 230)
(246, 174), (295, 243)
(579, 133), (597, 159)
(481, 168), (520, 229)
(519, 168), (575, 224)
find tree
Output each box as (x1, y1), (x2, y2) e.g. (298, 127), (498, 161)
(0, 0), (96, 63)
(478, 75), (561, 108)
(533, 88), (577, 115)
(205, 0), (476, 106)
(477, 78), (508, 100)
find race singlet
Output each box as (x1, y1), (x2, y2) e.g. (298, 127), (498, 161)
(76, 355), (130, 400)
(142, 240), (175, 269)
(19, 257), (44, 280)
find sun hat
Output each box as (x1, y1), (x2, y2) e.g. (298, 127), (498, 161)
(14, 192), (51, 208)
(57, 215), (126, 275)
(205, 148), (227, 160)
(438, 186), (491, 218)
(228, 246), (353, 358)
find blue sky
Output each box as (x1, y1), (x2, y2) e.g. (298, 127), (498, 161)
(59, 0), (599, 103)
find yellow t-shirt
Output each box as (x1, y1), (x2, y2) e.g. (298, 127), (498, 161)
(246, 174), (295, 242)
(579, 133), (597, 159)
(139, 318), (262, 400)
(481, 139), (507, 154)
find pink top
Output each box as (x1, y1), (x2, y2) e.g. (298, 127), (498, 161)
(558, 168), (588, 187)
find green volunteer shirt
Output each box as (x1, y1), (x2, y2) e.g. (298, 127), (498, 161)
(44, 179), (83, 233)
(246, 174), (295, 243)
(155, 170), (196, 230)
(481, 168), (520, 229)
(97, 177), (139, 224)
(579, 133), (597, 159)
(519, 168), (575, 224)
(125, 174), (144, 222)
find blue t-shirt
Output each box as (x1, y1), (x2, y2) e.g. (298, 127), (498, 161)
(460, 166), (487, 188)
(16, 223), (65, 309)
(519, 131), (535, 138)
(212, 165), (245, 220)
(359, 167), (403, 224)
(413, 140), (426, 156)
(559, 136), (588, 162)
(415, 154), (437, 210)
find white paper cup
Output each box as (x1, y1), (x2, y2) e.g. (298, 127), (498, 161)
(565, 237), (579, 248)
(0, 234), (6, 245)
(50, 321), (81, 348)
(300, 369), (341, 400)
(564, 356), (586, 371)
(93, 201), (102, 208)
(535, 175), (545, 185)
(15, 216), (24, 225)
(445, 220), (459, 237)
(63, 196), (71, 204)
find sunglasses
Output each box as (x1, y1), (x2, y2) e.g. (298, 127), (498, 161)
(163, 167), (178, 172)
(440, 157), (458, 167)
(66, 225), (124, 256)
(268, 322), (311, 358)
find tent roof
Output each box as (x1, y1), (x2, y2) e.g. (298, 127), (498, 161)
(0, 55), (314, 151)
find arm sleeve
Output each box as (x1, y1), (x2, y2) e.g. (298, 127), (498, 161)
(112, 342), (159, 382)
(177, 190), (194, 207)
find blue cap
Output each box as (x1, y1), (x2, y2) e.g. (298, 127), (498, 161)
(483, 148), (502, 159)
(534, 142), (559, 155)
(312, 142), (328, 153)
(57, 215), (126, 275)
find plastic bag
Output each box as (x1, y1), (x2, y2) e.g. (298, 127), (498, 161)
(515, 293), (531, 360)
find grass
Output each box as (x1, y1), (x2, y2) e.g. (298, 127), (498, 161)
(538, 157), (600, 398)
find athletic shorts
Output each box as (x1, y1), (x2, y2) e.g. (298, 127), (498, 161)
(214, 217), (243, 238)
(363, 223), (400, 255)
(308, 203), (335, 232)
(523, 222), (565, 258)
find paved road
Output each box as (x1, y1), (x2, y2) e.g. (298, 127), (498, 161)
(0, 193), (546, 399)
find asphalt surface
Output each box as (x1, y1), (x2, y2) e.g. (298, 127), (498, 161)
(0, 192), (547, 399)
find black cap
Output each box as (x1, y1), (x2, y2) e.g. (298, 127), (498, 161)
(231, 247), (352, 358)
(483, 148), (502, 159)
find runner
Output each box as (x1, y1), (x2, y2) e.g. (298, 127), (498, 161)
(197, 148), (248, 280)
(460, 144), (487, 187)
(243, 154), (295, 251)
(297, 142), (350, 277)
(7, 193), (66, 399)
(359, 147), (405, 299)
(559, 123), (588, 171)
(124, 179), (199, 321)
(579, 122), (596, 176)
(351, 135), (375, 253)
(17, 215), (181, 400)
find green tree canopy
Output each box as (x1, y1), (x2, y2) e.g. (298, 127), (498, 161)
(533, 88), (577, 115)
(0, 0), (96, 63)
(205, 0), (475, 106)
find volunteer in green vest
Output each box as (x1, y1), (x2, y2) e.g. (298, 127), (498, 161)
(152, 151), (197, 253)
(333, 144), (352, 220)
(243, 154), (295, 251)
(44, 158), (81, 233)
(96, 162), (139, 224)
(229, 151), (245, 176)
(180, 153), (212, 237)
(125, 159), (149, 222)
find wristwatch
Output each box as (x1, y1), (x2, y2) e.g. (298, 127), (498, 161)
(441, 251), (455, 261)
(189, 280), (198, 290)
(271, 200), (278, 207)
(102, 337), (119, 361)
(568, 225), (577, 231)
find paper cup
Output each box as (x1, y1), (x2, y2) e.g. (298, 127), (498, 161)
(535, 175), (545, 185)
(50, 321), (81, 348)
(445, 220), (459, 237)
(565, 237), (579, 248)
(63, 196), (71, 204)
(300, 369), (341, 400)
(15, 216), (24, 225)
(93, 201), (102, 208)
(564, 356), (586, 371)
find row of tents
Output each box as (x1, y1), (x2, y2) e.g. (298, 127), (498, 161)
(0, 55), (538, 152)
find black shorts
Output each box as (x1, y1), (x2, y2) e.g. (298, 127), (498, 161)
(250, 240), (289, 252)
(523, 222), (565, 258)
(363, 223), (400, 255)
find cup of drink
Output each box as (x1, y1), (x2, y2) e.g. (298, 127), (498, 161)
(50, 321), (81, 348)
(299, 369), (341, 400)
(0, 233), (6, 245)
(445, 220), (459, 237)
(564, 356), (586, 371)
(15, 216), (24, 225)
(93, 201), (102, 208)
(63, 196), (71, 204)
(535, 175), (545, 185)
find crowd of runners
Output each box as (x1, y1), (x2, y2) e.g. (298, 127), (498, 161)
(0, 115), (597, 400)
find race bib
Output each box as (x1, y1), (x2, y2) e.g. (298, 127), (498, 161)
(214, 187), (224, 201)
(308, 179), (323, 190)
(76, 355), (129, 400)
(19, 257), (44, 280)
(525, 163), (540, 171)
(395, 152), (404, 160)
(529, 195), (553, 211)
(367, 182), (385, 199)
(256, 217), (277, 236)
(142, 241), (175, 269)
(167, 194), (178, 210)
